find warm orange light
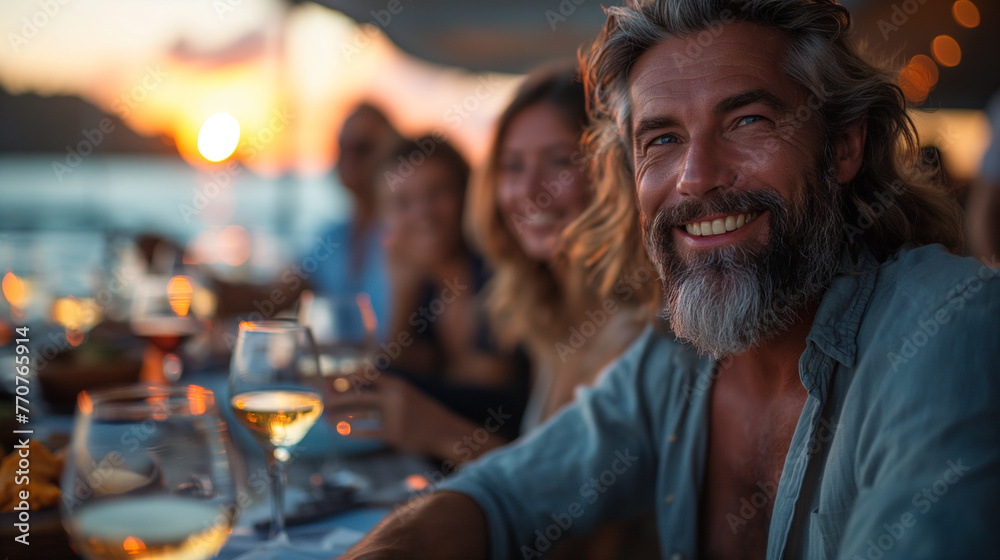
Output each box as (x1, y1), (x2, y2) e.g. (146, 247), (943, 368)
(2, 272), (26, 309)
(52, 297), (102, 332)
(952, 0), (980, 28)
(123, 536), (146, 552)
(187, 385), (211, 415)
(167, 276), (193, 317)
(78, 391), (93, 415)
(932, 35), (962, 67)
(899, 55), (938, 105)
(66, 329), (85, 347)
(336, 421), (351, 436)
(405, 474), (430, 491)
(197, 113), (241, 162)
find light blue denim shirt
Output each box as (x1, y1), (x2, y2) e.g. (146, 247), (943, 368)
(441, 244), (1000, 560)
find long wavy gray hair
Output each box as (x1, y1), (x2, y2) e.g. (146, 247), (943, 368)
(569, 0), (964, 302)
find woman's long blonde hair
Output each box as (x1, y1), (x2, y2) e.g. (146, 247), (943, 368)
(468, 65), (657, 348)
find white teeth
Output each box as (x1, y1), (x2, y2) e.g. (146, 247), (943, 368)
(685, 212), (759, 237)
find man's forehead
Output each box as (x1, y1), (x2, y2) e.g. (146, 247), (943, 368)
(628, 22), (796, 120)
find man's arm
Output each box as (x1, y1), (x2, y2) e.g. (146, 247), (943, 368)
(339, 327), (669, 560)
(336, 492), (488, 560)
(837, 274), (1000, 558)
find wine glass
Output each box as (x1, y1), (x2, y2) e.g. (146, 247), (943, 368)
(227, 319), (325, 554)
(130, 274), (203, 384)
(298, 292), (379, 426)
(61, 385), (239, 560)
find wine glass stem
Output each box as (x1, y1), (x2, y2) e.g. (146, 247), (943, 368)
(266, 450), (289, 540)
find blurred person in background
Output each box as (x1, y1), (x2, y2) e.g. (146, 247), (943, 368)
(473, 65), (656, 434)
(967, 90), (1000, 266)
(465, 65), (660, 558)
(324, 136), (529, 465)
(309, 103), (402, 338)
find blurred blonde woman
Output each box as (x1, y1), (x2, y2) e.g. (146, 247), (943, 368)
(469, 65), (658, 433)
(467, 65), (661, 559)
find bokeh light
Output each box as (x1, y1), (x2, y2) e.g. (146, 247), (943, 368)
(899, 55), (939, 105)
(2, 272), (26, 309)
(197, 113), (241, 162)
(167, 276), (194, 316)
(931, 35), (962, 68)
(336, 421), (351, 436)
(952, 0), (980, 28)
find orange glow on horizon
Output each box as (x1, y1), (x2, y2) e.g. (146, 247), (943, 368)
(123, 536), (146, 552)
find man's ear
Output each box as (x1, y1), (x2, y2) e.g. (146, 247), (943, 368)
(834, 121), (866, 184)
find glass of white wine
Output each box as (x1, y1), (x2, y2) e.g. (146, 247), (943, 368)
(61, 384), (239, 560)
(228, 319), (325, 556)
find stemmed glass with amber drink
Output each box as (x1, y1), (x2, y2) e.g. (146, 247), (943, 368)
(227, 319), (325, 558)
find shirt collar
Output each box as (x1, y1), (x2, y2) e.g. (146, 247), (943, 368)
(805, 247), (882, 370)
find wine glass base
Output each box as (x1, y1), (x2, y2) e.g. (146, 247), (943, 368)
(230, 533), (331, 560)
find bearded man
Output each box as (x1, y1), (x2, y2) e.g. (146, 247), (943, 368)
(335, 1), (1000, 559)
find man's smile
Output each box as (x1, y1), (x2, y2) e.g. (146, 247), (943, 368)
(680, 211), (761, 237)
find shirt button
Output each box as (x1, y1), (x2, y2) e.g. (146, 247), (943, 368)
(670, 553), (684, 560)
(665, 494), (675, 503)
(668, 433), (677, 443)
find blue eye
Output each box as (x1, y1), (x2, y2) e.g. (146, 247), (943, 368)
(652, 135), (677, 145)
(737, 115), (764, 126)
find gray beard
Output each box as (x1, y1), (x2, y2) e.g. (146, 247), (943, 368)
(643, 165), (844, 359)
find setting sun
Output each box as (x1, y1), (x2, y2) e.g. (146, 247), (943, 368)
(197, 113), (241, 162)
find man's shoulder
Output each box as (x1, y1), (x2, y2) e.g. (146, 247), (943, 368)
(854, 244), (1000, 392)
(604, 322), (708, 404)
(873, 243), (1000, 314)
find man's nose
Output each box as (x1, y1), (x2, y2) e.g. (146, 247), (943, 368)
(676, 136), (733, 199)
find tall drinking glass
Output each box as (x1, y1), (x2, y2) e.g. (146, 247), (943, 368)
(61, 385), (238, 560)
(227, 320), (324, 552)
